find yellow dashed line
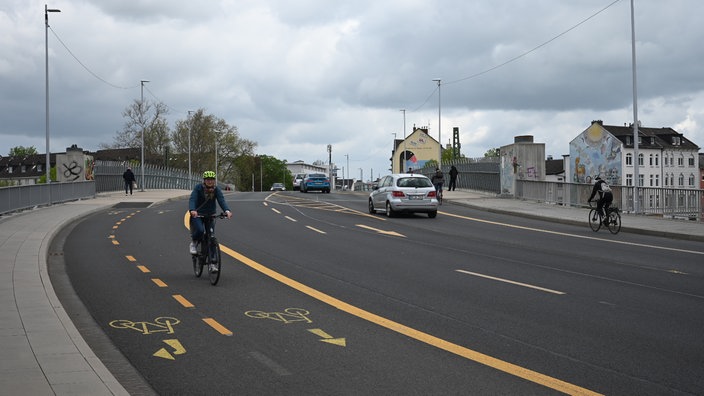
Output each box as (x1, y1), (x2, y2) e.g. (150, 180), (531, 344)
(203, 318), (233, 336)
(172, 294), (194, 308)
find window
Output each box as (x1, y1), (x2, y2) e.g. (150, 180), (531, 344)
(638, 174), (644, 186)
(678, 156), (684, 166)
(649, 174), (654, 187)
(626, 174), (633, 186)
(649, 154), (653, 166)
(7, 166), (12, 174)
(21, 165), (26, 173)
(678, 174), (684, 186)
(689, 156), (695, 166)
(655, 174), (659, 187)
(689, 174), (695, 186)
(655, 154), (659, 166)
(626, 153), (633, 166)
(37, 164), (43, 172)
(638, 153), (644, 166)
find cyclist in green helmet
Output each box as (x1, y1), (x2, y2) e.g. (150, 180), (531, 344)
(189, 171), (232, 268)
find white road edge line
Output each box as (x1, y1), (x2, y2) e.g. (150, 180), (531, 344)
(456, 269), (566, 295)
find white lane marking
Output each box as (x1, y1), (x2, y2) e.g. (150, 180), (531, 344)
(442, 212), (704, 256)
(271, 208), (281, 214)
(456, 269), (566, 295)
(306, 226), (327, 234)
(284, 216), (297, 222)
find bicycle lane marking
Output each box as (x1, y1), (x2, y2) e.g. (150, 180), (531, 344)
(440, 211), (704, 256)
(218, 243), (602, 396)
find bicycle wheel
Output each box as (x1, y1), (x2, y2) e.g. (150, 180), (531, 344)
(209, 238), (221, 286)
(588, 209), (601, 232)
(607, 210), (621, 234)
(192, 242), (203, 277)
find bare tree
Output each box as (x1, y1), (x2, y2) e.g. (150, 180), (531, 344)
(103, 99), (171, 160)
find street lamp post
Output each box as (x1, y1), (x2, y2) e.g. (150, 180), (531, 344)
(630, 0), (640, 214)
(45, 4), (60, 193)
(432, 79), (442, 168)
(140, 79), (149, 191)
(187, 110), (193, 181)
(400, 109), (406, 173)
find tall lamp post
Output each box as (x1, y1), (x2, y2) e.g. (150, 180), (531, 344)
(140, 79), (149, 191)
(630, 0), (640, 214)
(187, 110), (193, 181)
(432, 79), (442, 168)
(400, 109), (406, 172)
(45, 4), (61, 191)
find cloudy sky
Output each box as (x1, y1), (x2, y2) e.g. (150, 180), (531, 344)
(2, 0), (703, 180)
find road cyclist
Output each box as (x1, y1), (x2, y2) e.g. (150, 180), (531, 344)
(587, 175), (621, 234)
(189, 171), (232, 276)
(431, 167), (445, 205)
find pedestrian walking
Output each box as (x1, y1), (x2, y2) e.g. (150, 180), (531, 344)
(448, 165), (458, 191)
(123, 167), (136, 195)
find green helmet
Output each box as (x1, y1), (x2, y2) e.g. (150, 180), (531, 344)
(202, 170), (216, 179)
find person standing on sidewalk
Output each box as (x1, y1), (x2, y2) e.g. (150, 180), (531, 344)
(122, 167), (136, 195)
(448, 165), (458, 191)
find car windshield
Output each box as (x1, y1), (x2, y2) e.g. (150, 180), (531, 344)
(308, 174), (326, 178)
(396, 177), (432, 188)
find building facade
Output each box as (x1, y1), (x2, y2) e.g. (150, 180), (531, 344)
(391, 126), (440, 174)
(569, 120), (700, 188)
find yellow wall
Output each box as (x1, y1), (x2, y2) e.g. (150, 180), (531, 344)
(393, 128), (440, 173)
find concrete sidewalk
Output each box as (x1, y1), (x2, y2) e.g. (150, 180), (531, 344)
(1, 188), (701, 395)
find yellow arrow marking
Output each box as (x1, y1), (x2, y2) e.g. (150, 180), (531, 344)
(356, 224), (405, 238)
(308, 328), (346, 347)
(153, 339), (186, 360)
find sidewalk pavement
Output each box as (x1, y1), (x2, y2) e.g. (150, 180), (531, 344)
(1, 188), (702, 395)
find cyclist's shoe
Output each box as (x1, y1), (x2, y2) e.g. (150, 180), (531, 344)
(209, 264), (219, 273)
(189, 242), (197, 255)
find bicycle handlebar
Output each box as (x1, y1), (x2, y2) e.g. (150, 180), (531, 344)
(193, 212), (229, 219)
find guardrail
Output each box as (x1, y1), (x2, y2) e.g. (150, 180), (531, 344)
(516, 180), (703, 221)
(0, 181), (96, 215)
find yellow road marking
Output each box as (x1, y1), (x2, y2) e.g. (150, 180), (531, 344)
(306, 226), (326, 234)
(112, 225), (118, 229)
(203, 318), (233, 336)
(219, 245), (600, 395)
(112, 240), (120, 245)
(456, 270), (565, 295)
(356, 224), (405, 238)
(172, 294), (194, 308)
(152, 278), (168, 287)
(442, 212), (704, 256)
(126, 255), (137, 262)
(137, 265), (150, 273)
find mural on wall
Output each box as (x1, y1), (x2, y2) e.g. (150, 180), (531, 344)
(500, 148), (515, 194)
(402, 129), (438, 171)
(570, 124), (622, 185)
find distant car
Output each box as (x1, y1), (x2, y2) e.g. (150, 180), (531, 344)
(300, 173), (331, 193)
(292, 173), (305, 191)
(270, 183), (285, 191)
(368, 173), (438, 218)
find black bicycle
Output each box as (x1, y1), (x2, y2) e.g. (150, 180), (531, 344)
(192, 213), (227, 285)
(588, 201), (621, 234)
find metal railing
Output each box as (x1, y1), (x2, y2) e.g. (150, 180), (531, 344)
(516, 180), (703, 221)
(0, 181), (96, 215)
(94, 161), (200, 192)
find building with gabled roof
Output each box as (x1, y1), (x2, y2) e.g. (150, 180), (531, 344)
(569, 120), (700, 189)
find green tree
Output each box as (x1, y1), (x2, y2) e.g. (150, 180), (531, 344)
(172, 109), (256, 184)
(9, 146), (38, 157)
(484, 148), (500, 158)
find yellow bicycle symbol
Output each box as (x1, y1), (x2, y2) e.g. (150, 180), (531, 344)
(109, 317), (180, 335)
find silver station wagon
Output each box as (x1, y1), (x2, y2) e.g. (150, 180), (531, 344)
(368, 173), (439, 218)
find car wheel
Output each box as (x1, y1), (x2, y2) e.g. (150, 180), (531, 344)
(385, 201), (396, 218)
(428, 211), (437, 218)
(368, 199), (375, 214)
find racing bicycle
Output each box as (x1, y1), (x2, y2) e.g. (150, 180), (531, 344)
(192, 213), (227, 285)
(588, 201), (621, 234)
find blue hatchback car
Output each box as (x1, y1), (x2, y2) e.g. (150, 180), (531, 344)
(300, 173), (331, 193)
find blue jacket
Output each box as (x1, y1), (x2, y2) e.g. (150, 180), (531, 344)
(189, 183), (230, 215)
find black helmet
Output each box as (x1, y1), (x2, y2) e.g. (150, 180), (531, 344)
(595, 175), (602, 181)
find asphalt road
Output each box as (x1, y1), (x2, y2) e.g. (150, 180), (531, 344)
(54, 191), (704, 395)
